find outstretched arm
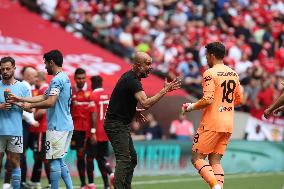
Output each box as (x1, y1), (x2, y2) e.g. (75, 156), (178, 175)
(264, 93), (284, 119)
(19, 95), (58, 110)
(135, 78), (181, 109)
(8, 94), (47, 103)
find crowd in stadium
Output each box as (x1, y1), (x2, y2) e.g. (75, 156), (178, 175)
(24, 0), (284, 111)
(17, 0), (284, 142)
(1, 1), (284, 189)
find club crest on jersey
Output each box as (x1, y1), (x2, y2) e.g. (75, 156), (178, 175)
(204, 76), (212, 82)
(84, 91), (90, 98)
(32, 90), (39, 96)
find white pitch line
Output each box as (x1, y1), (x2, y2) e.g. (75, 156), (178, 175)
(60, 172), (284, 189)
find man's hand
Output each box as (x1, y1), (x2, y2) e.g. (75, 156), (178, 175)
(7, 93), (23, 103)
(0, 103), (12, 110)
(30, 121), (39, 128)
(135, 109), (148, 123)
(164, 77), (182, 93)
(272, 106), (284, 115)
(90, 134), (97, 144)
(264, 107), (273, 119)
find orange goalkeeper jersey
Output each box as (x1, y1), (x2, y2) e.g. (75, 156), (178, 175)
(199, 64), (242, 133)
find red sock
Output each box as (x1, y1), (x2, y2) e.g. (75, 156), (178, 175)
(194, 159), (217, 187)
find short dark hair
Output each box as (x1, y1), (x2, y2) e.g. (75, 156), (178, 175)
(43, 50), (63, 67)
(205, 42), (226, 59)
(74, 68), (86, 75)
(90, 75), (103, 89)
(0, 56), (15, 67)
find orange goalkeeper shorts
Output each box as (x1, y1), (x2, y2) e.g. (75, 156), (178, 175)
(192, 127), (232, 155)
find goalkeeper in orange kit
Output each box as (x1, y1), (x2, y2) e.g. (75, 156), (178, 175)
(182, 42), (243, 189)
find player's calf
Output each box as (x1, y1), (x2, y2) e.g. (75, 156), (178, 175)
(193, 159), (218, 188)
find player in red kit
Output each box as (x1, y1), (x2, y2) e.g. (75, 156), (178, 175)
(70, 68), (95, 189)
(28, 71), (51, 189)
(86, 75), (114, 189)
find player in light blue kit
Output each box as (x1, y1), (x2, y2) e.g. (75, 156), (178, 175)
(0, 56), (31, 189)
(8, 50), (74, 189)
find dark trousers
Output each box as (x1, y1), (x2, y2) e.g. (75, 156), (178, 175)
(86, 140), (113, 189)
(104, 120), (137, 189)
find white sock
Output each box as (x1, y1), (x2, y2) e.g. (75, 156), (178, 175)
(212, 184), (222, 189)
(2, 183), (11, 189)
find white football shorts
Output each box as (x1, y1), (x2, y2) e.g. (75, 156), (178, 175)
(46, 130), (73, 159)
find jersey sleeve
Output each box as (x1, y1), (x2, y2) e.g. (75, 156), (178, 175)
(192, 71), (215, 110)
(48, 77), (62, 96)
(128, 78), (143, 94)
(202, 70), (215, 100)
(202, 70), (215, 92)
(234, 75), (243, 106)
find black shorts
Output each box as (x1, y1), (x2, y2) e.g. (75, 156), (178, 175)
(27, 132), (47, 153)
(86, 139), (110, 158)
(70, 130), (87, 150)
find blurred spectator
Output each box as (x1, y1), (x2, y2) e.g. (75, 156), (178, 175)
(250, 76), (275, 120)
(118, 25), (134, 59)
(244, 124), (266, 141)
(81, 11), (95, 39)
(130, 120), (145, 141)
(142, 113), (164, 140)
(169, 113), (194, 141)
(177, 52), (202, 87)
(21, 0), (284, 116)
(37, 0), (57, 20)
(92, 4), (113, 40)
(53, 0), (72, 24)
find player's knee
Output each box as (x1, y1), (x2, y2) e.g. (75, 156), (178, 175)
(10, 154), (20, 168)
(208, 157), (221, 165)
(34, 154), (41, 162)
(87, 155), (94, 162)
(208, 154), (222, 165)
(191, 157), (196, 165)
(191, 155), (200, 165)
(44, 159), (49, 165)
(77, 151), (85, 160)
(50, 160), (61, 172)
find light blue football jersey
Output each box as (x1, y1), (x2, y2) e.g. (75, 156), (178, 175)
(0, 80), (30, 136)
(45, 72), (73, 131)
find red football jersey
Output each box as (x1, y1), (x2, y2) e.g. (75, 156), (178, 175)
(71, 86), (95, 131)
(90, 88), (109, 141)
(30, 83), (49, 133)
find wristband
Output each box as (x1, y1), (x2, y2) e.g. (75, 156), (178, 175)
(188, 103), (195, 111)
(91, 128), (96, 134)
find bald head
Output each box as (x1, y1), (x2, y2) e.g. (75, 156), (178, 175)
(35, 71), (46, 88)
(22, 66), (37, 85)
(133, 52), (152, 65)
(132, 52), (152, 78)
(37, 71), (46, 81)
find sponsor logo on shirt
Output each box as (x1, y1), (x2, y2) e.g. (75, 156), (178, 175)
(217, 72), (237, 77)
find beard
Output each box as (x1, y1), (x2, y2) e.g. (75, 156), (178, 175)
(77, 83), (85, 89)
(47, 69), (53, 75)
(2, 74), (13, 80)
(139, 69), (151, 78)
(139, 72), (147, 78)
